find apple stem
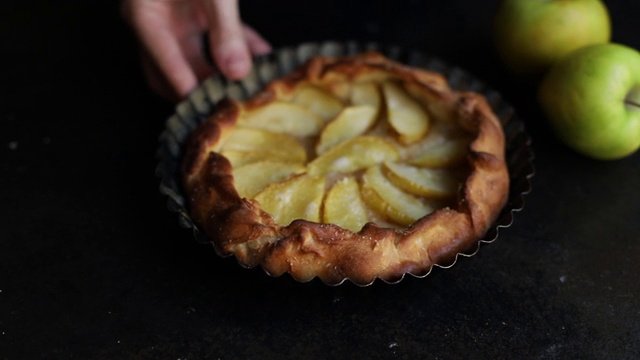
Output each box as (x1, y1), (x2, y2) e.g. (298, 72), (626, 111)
(625, 86), (640, 111)
(625, 99), (640, 108)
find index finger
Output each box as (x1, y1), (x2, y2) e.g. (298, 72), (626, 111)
(201, 0), (252, 80)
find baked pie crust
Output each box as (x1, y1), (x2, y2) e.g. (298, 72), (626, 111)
(181, 52), (510, 285)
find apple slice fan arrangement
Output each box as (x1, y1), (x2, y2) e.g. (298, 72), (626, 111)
(158, 43), (534, 286)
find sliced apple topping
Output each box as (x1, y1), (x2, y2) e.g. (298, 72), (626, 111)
(292, 85), (344, 122)
(238, 101), (324, 137)
(382, 82), (430, 144)
(254, 174), (326, 225)
(212, 68), (476, 231)
(323, 176), (370, 232)
(221, 150), (269, 168)
(221, 127), (307, 164)
(315, 105), (378, 155)
(308, 136), (400, 176)
(407, 137), (471, 168)
(382, 162), (461, 198)
(233, 160), (305, 198)
(361, 165), (436, 226)
(351, 82), (381, 108)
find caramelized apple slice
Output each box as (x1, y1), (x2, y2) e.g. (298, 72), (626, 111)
(221, 127), (307, 163)
(233, 160), (305, 198)
(382, 162), (461, 198)
(407, 137), (470, 168)
(323, 176), (370, 232)
(292, 85), (344, 122)
(361, 165), (435, 226)
(315, 105), (378, 154)
(239, 101), (324, 137)
(351, 82), (381, 108)
(308, 136), (400, 176)
(382, 82), (430, 144)
(221, 150), (266, 168)
(253, 174), (326, 225)
(223, 150), (308, 167)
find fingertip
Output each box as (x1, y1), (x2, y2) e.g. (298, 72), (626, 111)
(140, 48), (196, 102)
(218, 49), (251, 80)
(168, 70), (198, 100)
(225, 61), (250, 80)
(242, 24), (272, 56)
(252, 42), (272, 56)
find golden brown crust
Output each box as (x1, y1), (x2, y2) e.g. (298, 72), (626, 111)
(181, 52), (509, 285)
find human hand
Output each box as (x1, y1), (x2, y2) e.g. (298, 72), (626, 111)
(122, 0), (272, 101)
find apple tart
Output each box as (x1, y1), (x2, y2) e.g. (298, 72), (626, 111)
(181, 52), (510, 285)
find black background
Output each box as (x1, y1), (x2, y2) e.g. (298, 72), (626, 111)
(2, 1), (639, 359)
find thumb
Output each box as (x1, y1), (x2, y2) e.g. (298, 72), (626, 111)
(202, 0), (252, 80)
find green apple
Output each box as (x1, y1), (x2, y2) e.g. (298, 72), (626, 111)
(538, 43), (640, 160)
(493, 0), (611, 76)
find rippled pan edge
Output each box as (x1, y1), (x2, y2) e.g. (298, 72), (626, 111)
(156, 40), (535, 286)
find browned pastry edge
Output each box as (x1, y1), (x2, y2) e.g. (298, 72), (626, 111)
(181, 52), (510, 286)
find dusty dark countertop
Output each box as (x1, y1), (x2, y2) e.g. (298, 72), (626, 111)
(1, 1), (639, 359)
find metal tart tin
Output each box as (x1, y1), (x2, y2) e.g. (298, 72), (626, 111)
(156, 41), (535, 286)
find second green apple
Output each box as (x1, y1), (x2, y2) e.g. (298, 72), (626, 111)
(493, 0), (611, 76)
(538, 43), (640, 160)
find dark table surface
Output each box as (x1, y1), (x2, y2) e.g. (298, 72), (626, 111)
(2, 1), (639, 359)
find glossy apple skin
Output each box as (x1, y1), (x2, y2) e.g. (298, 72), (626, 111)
(494, 0), (611, 76)
(538, 43), (640, 160)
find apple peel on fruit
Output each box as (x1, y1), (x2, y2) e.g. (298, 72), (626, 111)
(493, 0), (611, 76)
(538, 43), (640, 160)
